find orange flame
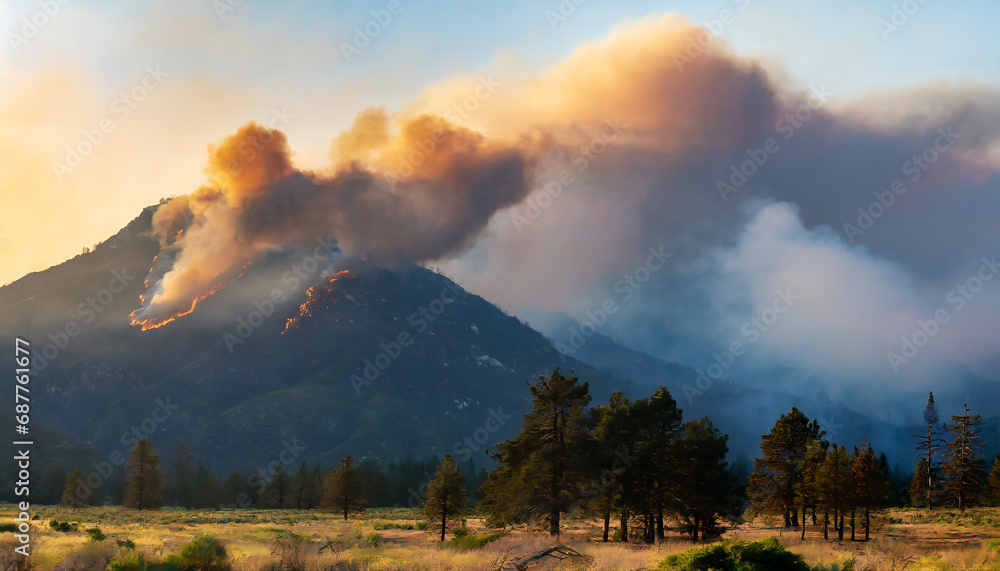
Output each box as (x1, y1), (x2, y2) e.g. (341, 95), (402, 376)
(282, 270), (351, 333)
(131, 263), (252, 331)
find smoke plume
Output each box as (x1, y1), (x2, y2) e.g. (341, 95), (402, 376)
(130, 113), (533, 328)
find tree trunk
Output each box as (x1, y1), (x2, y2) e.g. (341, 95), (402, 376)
(801, 498), (807, 540)
(620, 509), (628, 542)
(656, 503), (664, 543)
(927, 422), (933, 510)
(850, 510), (856, 541)
(693, 514), (699, 542)
(441, 501), (447, 542)
(864, 507), (870, 541)
(823, 507), (829, 540)
(837, 510), (844, 540)
(783, 509), (791, 528)
(811, 507), (817, 526)
(602, 505), (610, 542)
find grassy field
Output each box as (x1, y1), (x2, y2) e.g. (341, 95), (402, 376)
(1, 505), (999, 570)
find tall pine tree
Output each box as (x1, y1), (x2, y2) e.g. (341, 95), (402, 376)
(911, 392), (946, 509)
(60, 468), (88, 510)
(481, 369), (592, 536)
(424, 455), (468, 541)
(321, 456), (367, 519)
(747, 408), (826, 527)
(944, 403), (988, 509)
(123, 438), (163, 510)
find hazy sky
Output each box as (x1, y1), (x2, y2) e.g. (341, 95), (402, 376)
(2, 0), (998, 285)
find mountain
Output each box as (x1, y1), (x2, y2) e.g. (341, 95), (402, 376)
(2, 207), (996, 502)
(0, 206), (621, 496)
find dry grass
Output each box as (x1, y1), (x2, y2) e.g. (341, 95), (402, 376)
(1, 505), (998, 570)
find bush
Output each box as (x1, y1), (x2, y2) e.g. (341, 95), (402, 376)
(169, 533), (230, 570)
(415, 521), (428, 531)
(48, 520), (75, 532)
(116, 538), (137, 550)
(107, 550), (146, 571)
(362, 533), (382, 548)
(87, 526), (106, 541)
(656, 537), (809, 571)
(0, 523), (18, 533)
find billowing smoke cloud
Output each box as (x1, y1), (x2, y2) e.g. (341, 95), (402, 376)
(130, 12), (1000, 418)
(422, 13), (1000, 416)
(131, 113), (533, 328)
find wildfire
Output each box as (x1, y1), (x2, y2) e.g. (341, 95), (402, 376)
(282, 270), (350, 333)
(130, 263), (252, 331)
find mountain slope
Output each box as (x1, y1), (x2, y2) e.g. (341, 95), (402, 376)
(0, 207), (619, 486)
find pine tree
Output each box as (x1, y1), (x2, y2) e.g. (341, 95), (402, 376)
(481, 369), (592, 536)
(944, 403), (988, 509)
(222, 471), (249, 508)
(747, 407), (826, 528)
(911, 392), (946, 509)
(194, 465), (221, 509)
(321, 456), (367, 519)
(817, 444), (852, 540)
(671, 417), (738, 542)
(261, 463), (289, 508)
(908, 458), (931, 507)
(795, 439), (828, 540)
(123, 438), (164, 510)
(167, 443), (197, 508)
(851, 443), (890, 541)
(588, 392), (634, 543)
(425, 455), (468, 541)
(60, 468), (88, 510)
(632, 387), (683, 543)
(987, 454), (1000, 507)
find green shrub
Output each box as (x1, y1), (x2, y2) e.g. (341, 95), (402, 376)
(172, 533), (230, 570)
(87, 526), (106, 541)
(48, 519), (75, 532)
(116, 538), (137, 550)
(656, 537), (809, 571)
(0, 523), (18, 533)
(415, 521), (428, 531)
(362, 533), (382, 547)
(107, 550), (146, 571)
